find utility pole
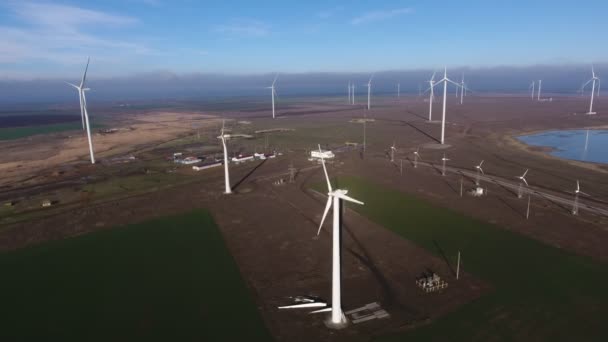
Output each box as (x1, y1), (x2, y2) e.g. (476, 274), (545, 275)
(456, 251), (461, 280)
(460, 176), (463, 197)
(288, 163), (297, 183)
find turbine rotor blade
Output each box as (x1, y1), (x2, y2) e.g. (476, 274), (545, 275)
(317, 197), (333, 236)
(335, 193), (364, 205)
(80, 57), (90, 88)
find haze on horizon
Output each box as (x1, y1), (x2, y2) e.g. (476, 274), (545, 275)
(0, 0), (607, 103)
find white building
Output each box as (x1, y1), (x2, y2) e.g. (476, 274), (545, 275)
(310, 149), (335, 160)
(232, 154), (255, 163)
(193, 163), (222, 171)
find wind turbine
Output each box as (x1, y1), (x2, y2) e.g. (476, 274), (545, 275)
(218, 120), (232, 194)
(441, 153), (450, 176)
(516, 169), (529, 199)
(366, 74), (374, 110)
(529, 81), (535, 100)
(571, 180), (589, 215)
(316, 144), (364, 327)
(267, 74), (278, 119)
(427, 72), (436, 121)
(459, 73), (466, 105)
(351, 83), (355, 105)
(537, 79), (542, 101)
(67, 57), (95, 164)
(474, 160), (484, 186)
(413, 147), (422, 168)
(347, 82), (351, 104)
(433, 67), (461, 144)
(390, 141), (396, 163)
(581, 65), (600, 115)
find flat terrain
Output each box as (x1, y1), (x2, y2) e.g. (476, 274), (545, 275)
(331, 177), (608, 341)
(0, 209), (271, 341)
(1, 94), (608, 341)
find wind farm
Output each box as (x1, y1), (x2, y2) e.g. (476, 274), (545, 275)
(1, 2), (608, 342)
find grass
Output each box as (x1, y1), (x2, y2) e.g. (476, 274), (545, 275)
(0, 122), (103, 140)
(324, 176), (608, 342)
(0, 210), (272, 342)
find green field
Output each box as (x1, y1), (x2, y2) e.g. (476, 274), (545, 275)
(0, 122), (104, 140)
(327, 177), (608, 342)
(0, 210), (272, 341)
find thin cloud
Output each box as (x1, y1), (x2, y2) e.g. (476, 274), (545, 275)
(13, 2), (138, 30)
(317, 6), (343, 19)
(351, 8), (414, 25)
(213, 19), (270, 37)
(0, 2), (151, 67)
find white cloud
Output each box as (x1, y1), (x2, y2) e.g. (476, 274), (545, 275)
(13, 2), (138, 31)
(317, 6), (343, 19)
(0, 1), (152, 69)
(351, 8), (413, 25)
(213, 19), (270, 37)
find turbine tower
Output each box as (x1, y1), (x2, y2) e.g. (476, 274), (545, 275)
(413, 147), (421, 168)
(218, 121), (232, 194)
(67, 57), (95, 164)
(268, 74), (278, 119)
(571, 180), (589, 215)
(516, 169), (529, 199)
(433, 67), (461, 145)
(581, 65), (600, 115)
(351, 84), (355, 105)
(390, 141), (396, 163)
(474, 160), (484, 186)
(529, 81), (535, 100)
(397, 83), (400, 98)
(441, 153), (450, 176)
(366, 74), (373, 110)
(537, 79), (542, 101)
(347, 82), (351, 104)
(459, 73), (466, 105)
(427, 72), (436, 121)
(316, 144), (364, 328)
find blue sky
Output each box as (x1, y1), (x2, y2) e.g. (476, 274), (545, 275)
(1, 0), (607, 79)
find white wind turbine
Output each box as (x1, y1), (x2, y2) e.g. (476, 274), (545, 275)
(218, 120), (232, 194)
(571, 180), (589, 215)
(351, 83), (356, 105)
(516, 169), (529, 199)
(347, 82), (351, 104)
(459, 73), (467, 105)
(316, 144), (364, 328)
(433, 67), (462, 144)
(267, 74), (279, 119)
(366, 74), (374, 110)
(413, 147), (422, 168)
(474, 160), (484, 185)
(441, 153), (450, 176)
(67, 57), (95, 164)
(537, 79), (542, 101)
(427, 72), (436, 121)
(581, 65), (600, 115)
(529, 81), (535, 100)
(390, 141), (397, 163)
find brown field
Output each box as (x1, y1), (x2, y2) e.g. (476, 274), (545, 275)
(1, 94), (608, 340)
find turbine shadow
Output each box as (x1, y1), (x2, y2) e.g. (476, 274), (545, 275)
(496, 196), (526, 219)
(432, 239), (456, 276)
(404, 121), (441, 144)
(232, 159), (267, 192)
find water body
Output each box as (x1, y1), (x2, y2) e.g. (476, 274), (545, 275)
(518, 129), (608, 164)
